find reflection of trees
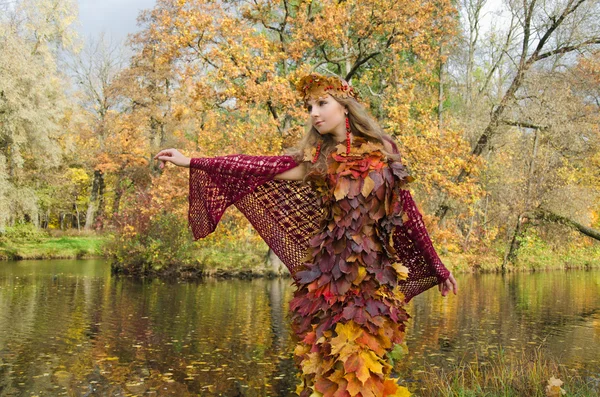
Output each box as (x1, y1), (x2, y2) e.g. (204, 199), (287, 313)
(0, 268), (599, 395)
(0, 273), (297, 396)
(399, 270), (600, 377)
(267, 278), (297, 396)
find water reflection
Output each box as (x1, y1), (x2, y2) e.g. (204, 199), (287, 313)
(0, 260), (598, 396)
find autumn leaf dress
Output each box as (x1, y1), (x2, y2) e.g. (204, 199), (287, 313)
(289, 136), (415, 397)
(187, 134), (451, 396)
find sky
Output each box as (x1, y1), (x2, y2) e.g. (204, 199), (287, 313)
(77, 0), (157, 46)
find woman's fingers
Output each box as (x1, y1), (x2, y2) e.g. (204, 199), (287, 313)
(450, 274), (458, 294)
(154, 150), (173, 160)
(154, 149), (177, 168)
(153, 149), (189, 168)
(439, 273), (458, 297)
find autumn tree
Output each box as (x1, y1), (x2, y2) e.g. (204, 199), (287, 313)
(115, 0), (473, 258)
(437, 0), (600, 222)
(438, 0), (600, 265)
(0, 0), (79, 232)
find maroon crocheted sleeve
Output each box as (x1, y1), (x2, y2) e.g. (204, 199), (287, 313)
(382, 136), (450, 301)
(188, 154), (299, 239)
(397, 189), (450, 284)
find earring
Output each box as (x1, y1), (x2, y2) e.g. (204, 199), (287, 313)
(311, 140), (322, 164)
(345, 115), (351, 155)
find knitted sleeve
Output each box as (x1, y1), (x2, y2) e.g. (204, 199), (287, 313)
(381, 135), (450, 299)
(398, 188), (450, 284)
(188, 154), (299, 239)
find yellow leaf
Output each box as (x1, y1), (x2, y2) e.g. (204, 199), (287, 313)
(343, 372), (362, 396)
(352, 266), (367, 285)
(361, 349), (384, 376)
(294, 343), (310, 357)
(361, 174), (375, 197)
(301, 352), (321, 375)
(332, 321), (363, 344)
(304, 146), (316, 162)
(336, 143), (348, 154)
(391, 262), (409, 280)
(330, 321), (364, 359)
(545, 376), (566, 397)
(334, 178), (350, 200)
(383, 380), (412, 397)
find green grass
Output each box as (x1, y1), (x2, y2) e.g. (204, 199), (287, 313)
(2, 225), (599, 280)
(0, 235), (108, 260)
(441, 235), (600, 275)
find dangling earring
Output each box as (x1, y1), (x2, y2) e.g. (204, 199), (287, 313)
(311, 140), (322, 164)
(345, 114), (351, 155)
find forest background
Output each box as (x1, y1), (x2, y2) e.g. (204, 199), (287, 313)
(1, 0), (599, 277)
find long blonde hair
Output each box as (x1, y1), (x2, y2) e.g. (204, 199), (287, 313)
(285, 94), (401, 181)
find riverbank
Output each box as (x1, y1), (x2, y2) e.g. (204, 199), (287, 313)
(2, 233), (599, 279)
(407, 344), (600, 396)
(0, 235), (107, 260)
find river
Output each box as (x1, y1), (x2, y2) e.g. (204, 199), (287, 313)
(0, 259), (598, 396)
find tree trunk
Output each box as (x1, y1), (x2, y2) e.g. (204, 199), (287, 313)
(75, 203), (81, 231)
(504, 213), (525, 269)
(84, 169), (105, 231)
(526, 209), (600, 241)
(437, 44), (445, 134)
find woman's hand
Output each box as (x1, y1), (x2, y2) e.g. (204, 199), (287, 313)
(154, 148), (191, 169)
(439, 272), (458, 297)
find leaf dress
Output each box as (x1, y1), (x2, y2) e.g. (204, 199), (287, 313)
(187, 135), (451, 396)
(289, 136), (415, 397)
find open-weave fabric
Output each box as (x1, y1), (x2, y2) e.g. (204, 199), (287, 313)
(188, 138), (450, 303)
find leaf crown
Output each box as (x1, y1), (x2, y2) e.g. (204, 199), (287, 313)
(295, 73), (359, 104)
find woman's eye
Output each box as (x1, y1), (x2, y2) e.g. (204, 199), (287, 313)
(307, 106), (312, 112)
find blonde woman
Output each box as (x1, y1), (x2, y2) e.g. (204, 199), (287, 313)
(155, 72), (457, 396)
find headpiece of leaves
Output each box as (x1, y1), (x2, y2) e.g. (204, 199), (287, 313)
(296, 73), (359, 104)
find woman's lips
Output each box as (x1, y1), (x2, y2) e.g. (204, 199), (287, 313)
(315, 121), (324, 126)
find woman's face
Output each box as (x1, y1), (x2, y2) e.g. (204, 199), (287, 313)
(306, 94), (347, 137)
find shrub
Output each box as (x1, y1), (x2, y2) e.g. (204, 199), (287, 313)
(2, 221), (49, 242)
(104, 189), (194, 275)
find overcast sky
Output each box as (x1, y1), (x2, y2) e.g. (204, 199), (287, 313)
(77, 0), (156, 46)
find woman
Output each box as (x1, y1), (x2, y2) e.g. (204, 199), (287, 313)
(154, 73), (457, 396)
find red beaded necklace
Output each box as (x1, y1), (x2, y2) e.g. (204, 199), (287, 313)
(311, 116), (352, 164)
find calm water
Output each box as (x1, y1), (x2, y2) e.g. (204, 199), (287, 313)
(0, 259), (598, 396)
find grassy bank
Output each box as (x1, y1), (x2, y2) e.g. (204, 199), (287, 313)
(0, 230), (107, 260)
(405, 344), (600, 396)
(1, 224), (599, 279)
(440, 235), (600, 274)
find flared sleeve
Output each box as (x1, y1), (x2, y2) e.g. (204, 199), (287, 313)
(188, 154), (299, 239)
(188, 154), (324, 276)
(382, 136), (451, 302)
